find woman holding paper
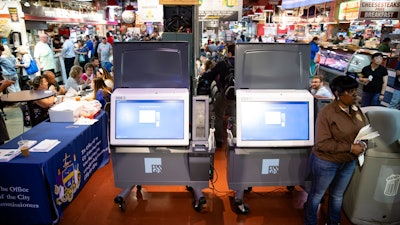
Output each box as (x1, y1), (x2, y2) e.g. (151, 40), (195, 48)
(305, 76), (368, 225)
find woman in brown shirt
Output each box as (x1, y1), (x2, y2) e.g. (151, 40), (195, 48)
(305, 76), (368, 225)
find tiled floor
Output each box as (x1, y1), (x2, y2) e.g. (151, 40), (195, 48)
(3, 105), (354, 225)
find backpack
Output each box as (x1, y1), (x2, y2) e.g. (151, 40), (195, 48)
(221, 59), (235, 100)
(197, 77), (211, 96)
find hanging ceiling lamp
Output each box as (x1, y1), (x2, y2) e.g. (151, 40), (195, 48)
(122, 1), (135, 24)
(107, 0), (119, 7)
(126, 5), (135, 11)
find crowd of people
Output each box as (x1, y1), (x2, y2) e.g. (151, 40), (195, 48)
(0, 31), (120, 144)
(309, 36), (400, 109)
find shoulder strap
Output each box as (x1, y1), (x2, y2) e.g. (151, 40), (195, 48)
(224, 58), (233, 68)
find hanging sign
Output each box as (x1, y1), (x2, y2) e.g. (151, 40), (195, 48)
(338, 0), (360, 21)
(358, 0), (400, 19)
(199, 0), (243, 20)
(138, 0), (164, 23)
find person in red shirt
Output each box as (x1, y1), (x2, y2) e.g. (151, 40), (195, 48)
(106, 32), (114, 45)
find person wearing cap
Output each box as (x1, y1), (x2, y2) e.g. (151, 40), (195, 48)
(34, 32), (56, 74)
(359, 52), (388, 107)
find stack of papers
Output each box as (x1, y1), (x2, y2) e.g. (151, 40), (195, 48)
(74, 118), (98, 125)
(0, 149), (21, 162)
(30, 139), (60, 152)
(354, 124), (380, 166)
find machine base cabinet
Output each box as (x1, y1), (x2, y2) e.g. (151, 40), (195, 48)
(111, 146), (214, 212)
(343, 148), (400, 225)
(227, 146), (311, 213)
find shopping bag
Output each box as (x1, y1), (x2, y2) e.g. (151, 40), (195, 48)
(26, 58), (39, 75)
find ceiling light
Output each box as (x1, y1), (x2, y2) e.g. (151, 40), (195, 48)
(24, 1), (30, 7)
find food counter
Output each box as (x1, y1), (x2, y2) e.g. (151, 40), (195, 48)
(319, 47), (354, 77)
(318, 47), (399, 107)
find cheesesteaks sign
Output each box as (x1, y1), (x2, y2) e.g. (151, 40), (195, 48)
(359, 0), (400, 19)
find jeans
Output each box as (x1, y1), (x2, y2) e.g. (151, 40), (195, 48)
(389, 89), (400, 109)
(305, 152), (356, 225)
(361, 92), (380, 107)
(64, 57), (75, 78)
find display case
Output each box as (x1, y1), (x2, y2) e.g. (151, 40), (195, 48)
(319, 47), (354, 75)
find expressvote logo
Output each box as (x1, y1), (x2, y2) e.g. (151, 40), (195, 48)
(144, 158), (162, 174)
(262, 159), (279, 175)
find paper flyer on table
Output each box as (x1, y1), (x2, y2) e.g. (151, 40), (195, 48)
(30, 139), (60, 152)
(354, 124), (380, 167)
(0, 149), (21, 162)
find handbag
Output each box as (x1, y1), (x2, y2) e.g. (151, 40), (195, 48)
(25, 57), (39, 75)
(78, 54), (85, 64)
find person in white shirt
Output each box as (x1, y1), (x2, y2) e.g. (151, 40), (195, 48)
(34, 32), (56, 74)
(310, 75), (333, 98)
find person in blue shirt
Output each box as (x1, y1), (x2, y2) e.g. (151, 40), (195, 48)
(310, 36), (320, 78)
(84, 35), (94, 58)
(0, 44), (20, 92)
(91, 77), (111, 110)
(75, 39), (89, 68)
(61, 35), (76, 77)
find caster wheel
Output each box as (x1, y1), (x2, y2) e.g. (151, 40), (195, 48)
(114, 196), (123, 204)
(114, 196), (126, 212)
(244, 187), (252, 193)
(287, 186), (295, 192)
(186, 186), (193, 192)
(136, 185), (142, 191)
(193, 197), (206, 212)
(234, 199), (249, 214)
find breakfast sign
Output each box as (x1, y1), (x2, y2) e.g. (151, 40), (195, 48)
(358, 0), (400, 19)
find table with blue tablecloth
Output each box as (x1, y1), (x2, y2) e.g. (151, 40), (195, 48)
(0, 111), (109, 225)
